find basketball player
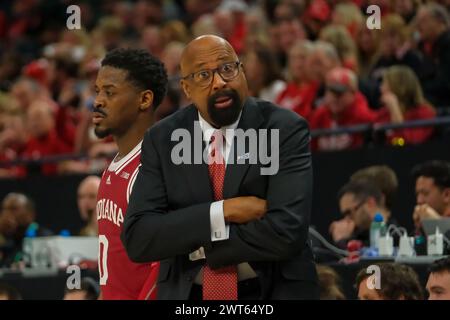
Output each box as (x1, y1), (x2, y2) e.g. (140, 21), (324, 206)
(93, 48), (168, 299)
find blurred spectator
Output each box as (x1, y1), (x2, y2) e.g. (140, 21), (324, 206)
(243, 6), (271, 51)
(393, 0), (424, 24)
(191, 14), (220, 39)
(140, 25), (164, 59)
(316, 264), (346, 300)
(307, 41), (341, 109)
(243, 46), (286, 102)
(160, 20), (190, 45)
(95, 16), (125, 52)
(77, 176), (100, 237)
(23, 100), (72, 175)
(63, 277), (100, 300)
(331, 2), (364, 39)
(0, 100), (27, 178)
(10, 77), (50, 111)
(310, 67), (375, 151)
(272, 1), (307, 67)
(376, 65), (436, 145)
(319, 24), (359, 71)
(275, 40), (317, 120)
(214, 0), (248, 55)
(0, 282), (22, 300)
(0, 192), (52, 268)
(356, 24), (381, 78)
(0, 50), (23, 91)
(329, 180), (395, 248)
(356, 263), (424, 300)
(302, 0), (331, 41)
(411, 160), (450, 232)
(161, 41), (184, 77)
(426, 256), (450, 300)
(370, 14), (423, 84)
(350, 165), (399, 214)
(415, 3), (450, 107)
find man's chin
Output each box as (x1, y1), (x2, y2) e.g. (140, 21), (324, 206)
(210, 108), (240, 127)
(208, 100), (242, 127)
(94, 127), (111, 139)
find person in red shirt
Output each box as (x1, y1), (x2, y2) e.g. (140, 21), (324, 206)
(22, 100), (72, 175)
(276, 40), (318, 120)
(310, 67), (376, 151)
(93, 48), (168, 300)
(376, 65), (436, 145)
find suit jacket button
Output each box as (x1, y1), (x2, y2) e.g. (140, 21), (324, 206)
(187, 275), (193, 282)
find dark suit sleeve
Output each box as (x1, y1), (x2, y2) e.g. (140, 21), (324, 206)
(205, 116), (313, 268)
(121, 130), (212, 263)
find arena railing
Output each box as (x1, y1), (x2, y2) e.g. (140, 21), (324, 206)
(0, 116), (449, 168)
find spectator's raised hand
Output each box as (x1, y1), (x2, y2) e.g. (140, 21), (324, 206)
(413, 204), (441, 230)
(329, 217), (355, 243)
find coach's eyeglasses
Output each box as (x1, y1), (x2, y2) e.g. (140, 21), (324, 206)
(181, 61), (241, 87)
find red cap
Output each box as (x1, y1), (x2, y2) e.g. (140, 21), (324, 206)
(326, 67), (357, 93)
(23, 59), (49, 85)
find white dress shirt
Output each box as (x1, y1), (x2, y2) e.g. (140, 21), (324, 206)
(198, 111), (241, 242)
(191, 111), (258, 283)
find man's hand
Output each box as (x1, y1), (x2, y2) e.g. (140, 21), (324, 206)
(223, 196), (267, 224)
(413, 204), (441, 229)
(329, 217), (355, 243)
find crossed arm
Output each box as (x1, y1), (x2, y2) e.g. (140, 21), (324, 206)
(121, 117), (312, 268)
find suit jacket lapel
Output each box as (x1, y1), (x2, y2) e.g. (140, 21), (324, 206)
(182, 105), (213, 203)
(223, 97), (264, 199)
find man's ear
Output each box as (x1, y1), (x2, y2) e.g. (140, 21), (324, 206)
(443, 187), (450, 203)
(366, 197), (376, 209)
(139, 90), (154, 111)
(180, 79), (191, 100)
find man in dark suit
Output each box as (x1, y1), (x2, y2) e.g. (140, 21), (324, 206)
(122, 35), (319, 300)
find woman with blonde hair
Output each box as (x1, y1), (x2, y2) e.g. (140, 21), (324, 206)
(376, 65), (436, 145)
(275, 40), (317, 120)
(320, 25), (359, 72)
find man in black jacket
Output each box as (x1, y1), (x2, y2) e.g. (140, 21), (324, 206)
(416, 3), (450, 108)
(122, 35), (318, 300)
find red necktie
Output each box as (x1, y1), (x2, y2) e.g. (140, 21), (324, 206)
(202, 130), (238, 300)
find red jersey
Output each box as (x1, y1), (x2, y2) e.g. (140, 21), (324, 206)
(97, 141), (158, 300)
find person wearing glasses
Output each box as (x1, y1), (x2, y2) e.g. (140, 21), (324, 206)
(329, 181), (395, 249)
(122, 35), (319, 300)
(309, 67), (376, 152)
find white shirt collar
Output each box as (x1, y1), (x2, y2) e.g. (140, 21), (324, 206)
(197, 111), (242, 146)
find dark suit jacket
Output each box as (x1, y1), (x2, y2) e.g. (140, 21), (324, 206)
(122, 97), (319, 300)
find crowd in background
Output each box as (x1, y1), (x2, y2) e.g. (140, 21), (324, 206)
(0, 0), (449, 178)
(0, 0), (449, 300)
